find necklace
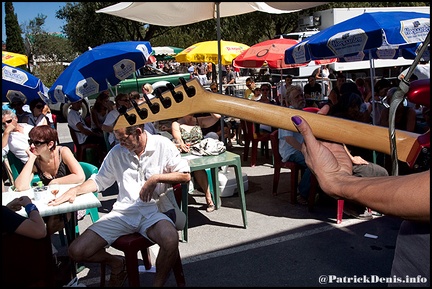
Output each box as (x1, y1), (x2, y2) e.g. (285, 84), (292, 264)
(37, 149), (59, 180)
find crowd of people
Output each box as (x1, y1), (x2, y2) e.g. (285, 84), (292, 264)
(2, 60), (429, 286)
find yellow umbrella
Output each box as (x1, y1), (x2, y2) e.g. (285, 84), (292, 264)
(2, 51), (28, 67)
(175, 40), (250, 65)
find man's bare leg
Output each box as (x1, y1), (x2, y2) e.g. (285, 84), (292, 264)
(68, 229), (124, 274)
(146, 220), (179, 287)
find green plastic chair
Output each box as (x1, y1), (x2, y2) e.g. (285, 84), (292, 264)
(59, 162), (100, 245)
(77, 162), (100, 225)
(6, 151), (41, 187)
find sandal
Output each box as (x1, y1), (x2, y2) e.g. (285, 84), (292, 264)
(109, 258), (127, 287)
(206, 204), (215, 213)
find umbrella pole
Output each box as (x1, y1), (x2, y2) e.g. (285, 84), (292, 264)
(368, 53), (379, 165)
(215, 2), (226, 145)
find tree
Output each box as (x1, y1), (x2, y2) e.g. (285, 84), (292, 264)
(56, 2), (167, 53)
(22, 14), (79, 87)
(4, 2), (26, 55)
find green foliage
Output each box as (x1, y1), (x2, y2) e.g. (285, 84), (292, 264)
(4, 2), (26, 54)
(22, 14), (79, 87)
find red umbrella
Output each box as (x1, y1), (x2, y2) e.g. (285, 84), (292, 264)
(233, 38), (305, 69)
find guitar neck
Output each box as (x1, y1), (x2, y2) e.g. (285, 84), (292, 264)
(114, 78), (425, 166)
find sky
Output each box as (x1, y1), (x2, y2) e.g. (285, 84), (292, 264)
(2, 2), (67, 43)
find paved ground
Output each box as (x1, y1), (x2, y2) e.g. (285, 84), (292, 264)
(51, 120), (403, 287)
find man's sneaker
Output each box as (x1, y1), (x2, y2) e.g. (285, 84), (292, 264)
(358, 209), (373, 220)
(296, 195), (308, 206)
(344, 207), (373, 220)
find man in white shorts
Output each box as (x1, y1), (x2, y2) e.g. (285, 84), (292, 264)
(49, 123), (191, 287)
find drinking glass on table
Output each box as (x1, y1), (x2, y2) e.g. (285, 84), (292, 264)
(49, 183), (60, 199)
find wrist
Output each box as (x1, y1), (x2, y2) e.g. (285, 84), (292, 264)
(25, 203), (39, 215)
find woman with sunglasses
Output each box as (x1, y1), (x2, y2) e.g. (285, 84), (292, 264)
(14, 125), (85, 234)
(27, 99), (53, 128)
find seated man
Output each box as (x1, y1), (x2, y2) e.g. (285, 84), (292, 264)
(102, 93), (132, 148)
(68, 99), (106, 149)
(2, 108), (33, 163)
(49, 123), (191, 287)
(303, 75), (322, 99)
(278, 86), (312, 205)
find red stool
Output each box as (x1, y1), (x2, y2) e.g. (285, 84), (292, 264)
(100, 233), (185, 287)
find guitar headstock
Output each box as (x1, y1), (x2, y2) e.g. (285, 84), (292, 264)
(114, 77), (215, 130)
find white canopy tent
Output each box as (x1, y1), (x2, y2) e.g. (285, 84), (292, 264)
(96, 2), (327, 143)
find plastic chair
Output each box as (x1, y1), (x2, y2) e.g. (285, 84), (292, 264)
(99, 183), (186, 287)
(240, 119), (270, 167)
(68, 125), (100, 163)
(6, 151), (40, 187)
(77, 162), (100, 227)
(59, 161), (100, 245)
(270, 130), (303, 202)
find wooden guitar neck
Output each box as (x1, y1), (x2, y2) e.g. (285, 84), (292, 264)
(114, 77), (428, 168)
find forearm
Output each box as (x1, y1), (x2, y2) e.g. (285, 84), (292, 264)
(50, 173), (85, 186)
(73, 179), (98, 196)
(14, 158), (36, 190)
(15, 206), (47, 239)
(101, 124), (113, 133)
(285, 137), (302, 151)
(2, 132), (10, 149)
(48, 179), (98, 206)
(329, 171), (430, 222)
(152, 172), (191, 185)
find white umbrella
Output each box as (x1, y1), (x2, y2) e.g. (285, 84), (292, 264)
(152, 46), (184, 56)
(96, 2), (326, 143)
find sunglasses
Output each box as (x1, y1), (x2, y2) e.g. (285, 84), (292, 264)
(117, 133), (132, 143)
(28, 139), (48, 146)
(35, 104), (45, 109)
(261, 89), (269, 91)
(2, 119), (13, 125)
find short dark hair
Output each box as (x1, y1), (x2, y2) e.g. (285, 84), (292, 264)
(29, 125), (58, 150)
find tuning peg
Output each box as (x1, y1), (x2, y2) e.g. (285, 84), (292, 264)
(118, 105), (137, 125)
(130, 99), (148, 120)
(142, 92), (160, 114)
(166, 83), (183, 103)
(154, 88), (172, 108)
(179, 77), (196, 98)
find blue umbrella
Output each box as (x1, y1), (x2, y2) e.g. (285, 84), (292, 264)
(285, 11), (430, 64)
(336, 43), (429, 62)
(285, 11), (430, 126)
(2, 63), (50, 104)
(48, 41), (153, 103)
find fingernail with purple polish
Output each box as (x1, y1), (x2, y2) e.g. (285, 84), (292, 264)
(291, 116), (302, 125)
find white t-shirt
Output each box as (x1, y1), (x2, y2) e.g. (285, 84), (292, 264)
(68, 109), (91, 145)
(399, 63), (430, 80)
(8, 123), (34, 163)
(103, 109), (120, 146)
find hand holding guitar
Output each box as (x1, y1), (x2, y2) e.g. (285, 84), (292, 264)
(291, 115), (430, 222)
